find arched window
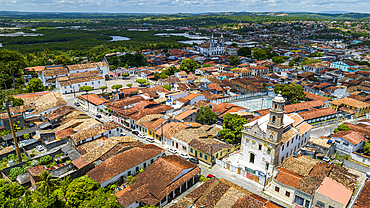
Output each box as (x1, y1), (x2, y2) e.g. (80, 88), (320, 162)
(272, 116), (276, 124)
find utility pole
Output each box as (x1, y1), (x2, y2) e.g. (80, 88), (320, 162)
(5, 99), (22, 163)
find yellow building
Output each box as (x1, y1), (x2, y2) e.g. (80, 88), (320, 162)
(330, 97), (370, 118)
(188, 138), (237, 164)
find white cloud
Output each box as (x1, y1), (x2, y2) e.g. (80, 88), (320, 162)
(0, 0), (369, 13)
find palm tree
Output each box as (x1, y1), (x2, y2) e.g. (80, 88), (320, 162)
(58, 175), (71, 198)
(36, 170), (58, 196)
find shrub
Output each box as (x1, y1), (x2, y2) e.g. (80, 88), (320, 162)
(39, 155), (52, 165)
(199, 175), (210, 182)
(9, 167), (25, 181)
(8, 154), (15, 160)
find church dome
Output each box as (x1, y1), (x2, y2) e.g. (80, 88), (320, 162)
(273, 91), (285, 103)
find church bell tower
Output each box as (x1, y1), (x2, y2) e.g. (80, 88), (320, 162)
(266, 91), (285, 143)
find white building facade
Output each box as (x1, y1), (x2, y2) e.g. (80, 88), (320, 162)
(240, 93), (312, 176)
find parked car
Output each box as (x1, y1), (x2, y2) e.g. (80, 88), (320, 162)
(189, 158), (199, 164)
(74, 102), (80, 106)
(83, 108), (88, 112)
(96, 114), (102, 118)
(146, 137), (154, 143)
(132, 131), (139, 135)
(168, 148), (178, 154)
(138, 133), (146, 138)
(207, 174), (215, 179)
(179, 152), (189, 160)
(120, 133), (127, 137)
(36, 145), (44, 152)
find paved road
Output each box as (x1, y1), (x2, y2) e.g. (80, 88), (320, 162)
(310, 117), (364, 138)
(62, 77), (140, 101)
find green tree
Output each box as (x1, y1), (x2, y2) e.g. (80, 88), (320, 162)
(180, 58), (200, 72)
(301, 57), (322, 65)
(126, 83), (133, 88)
(196, 106), (217, 125)
(237, 47), (251, 57)
(262, 82), (267, 90)
(363, 142), (370, 156)
(79, 86), (94, 94)
(122, 73), (129, 78)
(272, 56), (285, 64)
(163, 85), (171, 91)
(39, 155), (53, 165)
(230, 43), (238, 48)
(228, 55), (241, 66)
(7, 96), (24, 107)
(54, 55), (69, 64)
(219, 113), (248, 144)
(136, 79), (147, 85)
(333, 124), (351, 134)
(64, 176), (120, 208)
(111, 84), (123, 92)
(99, 86), (107, 94)
(253, 48), (268, 60)
(9, 167), (26, 181)
(203, 64), (212, 67)
(36, 170), (58, 196)
(274, 84), (306, 104)
(289, 61), (295, 67)
(58, 175), (71, 198)
(26, 78), (45, 93)
(0, 179), (26, 207)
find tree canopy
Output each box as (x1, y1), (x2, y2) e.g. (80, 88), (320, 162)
(111, 84), (123, 92)
(163, 85), (171, 91)
(180, 59), (200, 72)
(218, 113), (248, 144)
(227, 55), (241, 66)
(333, 124), (351, 134)
(136, 79), (147, 85)
(237, 47), (251, 57)
(272, 56), (285, 64)
(26, 78), (45, 93)
(0, 175), (120, 208)
(79, 86), (94, 92)
(196, 106), (217, 125)
(274, 84), (306, 104)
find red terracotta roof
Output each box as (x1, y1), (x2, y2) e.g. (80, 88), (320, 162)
(78, 94), (109, 106)
(87, 144), (165, 184)
(55, 128), (75, 139)
(276, 167), (303, 188)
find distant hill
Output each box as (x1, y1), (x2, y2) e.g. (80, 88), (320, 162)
(271, 12), (370, 20)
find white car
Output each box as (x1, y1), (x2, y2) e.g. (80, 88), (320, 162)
(83, 108), (88, 112)
(138, 133), (146, 138)
(146, 137), (154, 143)
(179, 152), (189, 159)
(120, 133), (127, 137)
(168, 148), (178, 154)
(36, 145), (44, 152)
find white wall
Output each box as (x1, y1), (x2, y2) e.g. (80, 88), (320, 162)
(60, 78), (105, 94)
(190, 95), (206, 106)
(171, 137), (189, 153)
(241, 134), (273, 174)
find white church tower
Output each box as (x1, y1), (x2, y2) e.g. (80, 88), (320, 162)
(240, 92), (286, 175)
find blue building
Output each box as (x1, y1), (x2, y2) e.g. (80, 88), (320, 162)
(330, 60), (359, 72)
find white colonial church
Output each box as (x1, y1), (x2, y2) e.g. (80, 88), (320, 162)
(195, 34), (226, 56)
(240, 92), (312, 176)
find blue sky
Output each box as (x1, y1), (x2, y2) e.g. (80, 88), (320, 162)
(0, 0), (369, 13)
